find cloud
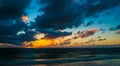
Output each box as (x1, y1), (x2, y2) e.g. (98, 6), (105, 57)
(85, 21), (94, 27)
(98, 36), (101, 38)
(98, 38), (106, 41)
(116, 30), (120, 34)
(100, 28), (106, 34)
(0, 28), (38, 45)
(44, 30), (72, 39)
(0, 19), (28, 45)
(98, 21), (103, 24)
(69, 28), (98, 41)
(35, 0), (120, 30)
(0, 20), (16, 27)
(35, 0), (85, 30)
(19, 30), (37, 41)
(0, 20), (25, 35)
(72, 36), (78, 39)
(27, 28), (72, 39)
(0, 0), (31, 45)
(0, 0), (120, 46)
(21, 15), (28, 22)
(84, 0), (120, 16)
(0, 0), (31, 20)
(59, 28), (99, 44)
(97, 36), (107, 41)
(0, 35), (23, 45)
(34, 33), (45, 40)
(59, 40), (71, 45)
(0, 43), (21, 48)
(78, 28), (98, 38)
(109, 24), (120, 31)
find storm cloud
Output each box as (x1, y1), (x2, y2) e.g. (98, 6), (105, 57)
(0, 0), (31, 20)
(35, 0), (83, 30)
(34, 0), (120, 30)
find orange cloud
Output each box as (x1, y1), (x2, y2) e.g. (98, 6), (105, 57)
(23, 39), (53, 48)
(116, 30), (120, 34)
(78, 28), (98, 38)
(21, 15), (28, 22)
(23, 28), (98, 48)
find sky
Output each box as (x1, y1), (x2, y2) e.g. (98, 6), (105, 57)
(0, 0), (120, 48)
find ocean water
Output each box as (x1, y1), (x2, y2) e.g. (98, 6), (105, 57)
(0, 48), (120, 66)
(35, 59), (120, 66)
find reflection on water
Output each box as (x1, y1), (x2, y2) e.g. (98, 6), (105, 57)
(0, 48), (120, 66)
(34, 59), (120, 66)
(1, 53), (120, 66)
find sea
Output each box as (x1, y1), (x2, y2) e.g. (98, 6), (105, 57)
(0, 47), (120, 66)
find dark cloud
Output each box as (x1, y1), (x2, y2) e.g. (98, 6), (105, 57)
(25, 0), (120, 42)
(84, 0), (120, 16)
(35, 0), (120, 30)
(0, 0), (31, 20)
(0, 35), (22, 45)
(19, 30), (37, 41)
(85, 21), (94, 27)
(0, 25), (38, 45)
(0, 20), (15, 27)
(0, 29), (37, 45)
(84, 39), (96, 44)
(98, 36), (101, 38)
(0, 20), (26, 35)
(98, 38), (106, 41)
(109, 24), (120, 31)
(0, 0), (31, 45)
(35, 29), (72, 39)
(0, 19), (31, 45)
(35, 0), (83, 30)
(45, 31), (72, 39)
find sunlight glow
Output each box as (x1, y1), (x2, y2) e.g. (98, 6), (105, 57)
(21, 15), (28, 22)
(24, 39), (53, 48)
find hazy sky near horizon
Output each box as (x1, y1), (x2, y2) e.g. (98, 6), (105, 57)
(0, 0), (120, 48)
